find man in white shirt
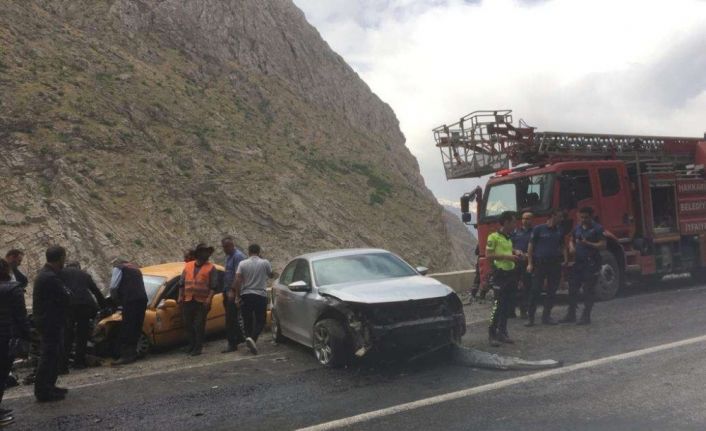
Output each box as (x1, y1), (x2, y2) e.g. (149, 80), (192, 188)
(229, 244), (275, 355)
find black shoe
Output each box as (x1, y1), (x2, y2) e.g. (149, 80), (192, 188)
(36, 392), (65, 403)
(559, 314), (576, 324)
(189, 349), (202, 357)
(58, 367), (69, 376)
(182, 346), (194, 354)
(507, 311), (518, 319)
(245, 337), (258, 355)
(0, 408), (13, 417)
(542, 317), (558, 326)
(498, 333), (515, 344)
(53, 386), (69, 395)
(111, 356), (136, 366)
(488, 328), (501, 347)
(72, 362), (88, 370)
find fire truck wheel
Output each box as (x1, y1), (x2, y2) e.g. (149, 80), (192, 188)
(595, 251), (621, 301)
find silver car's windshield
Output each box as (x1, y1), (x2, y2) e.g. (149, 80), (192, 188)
(143, 275), (166, 302)
(313, 253), (418, 287)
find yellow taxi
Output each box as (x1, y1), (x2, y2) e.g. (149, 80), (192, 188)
(93, 262), (227, 356)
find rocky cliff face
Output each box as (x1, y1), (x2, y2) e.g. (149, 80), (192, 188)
(0, 0), (473, 285)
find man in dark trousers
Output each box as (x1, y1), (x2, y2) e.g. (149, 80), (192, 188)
(221, 237), (246, 353)
(0, 258), (31, 425)
(526, 209), (568, 327)
(109, 259), (148, 365)
(61, 262), (107, 369)
(486, 211), (520, 346)
(178, 244), (219, 356)
(230, 244), (274, 355)
(32, 245), (71, 402)
(5, 249), (28, 291)
(562, 206), (606, 325)
(511, 211), (533, 318)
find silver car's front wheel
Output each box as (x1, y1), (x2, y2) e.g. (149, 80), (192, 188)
(312, 319), (350, 368)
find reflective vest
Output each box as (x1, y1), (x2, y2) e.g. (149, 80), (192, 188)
(183, 261), (214, 303)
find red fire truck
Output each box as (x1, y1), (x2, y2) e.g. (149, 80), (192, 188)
(434, 110), (706, 300)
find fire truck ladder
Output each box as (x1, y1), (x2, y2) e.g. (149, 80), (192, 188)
(434, 110), (701, 180)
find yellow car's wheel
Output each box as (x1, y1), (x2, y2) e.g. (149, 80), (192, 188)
(136, 333), (151, 358)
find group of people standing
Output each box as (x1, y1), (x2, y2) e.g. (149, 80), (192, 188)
(0, 236), (274, 426)
(486, 206), (606, 346)
(179, 238), (274, 357)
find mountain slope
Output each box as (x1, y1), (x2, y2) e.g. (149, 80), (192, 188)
(0, 0), (471, 283)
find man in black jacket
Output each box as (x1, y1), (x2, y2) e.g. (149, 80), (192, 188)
(32, 246), (71, 403)
(109, 259), (148, 365)
(0, 259), (31, 425)
(61, 262), (107, 370)
(5, 249), (27, 291)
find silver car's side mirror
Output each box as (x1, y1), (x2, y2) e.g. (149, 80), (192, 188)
(416, 266), (429, 276)
(288, 280), (310, 292)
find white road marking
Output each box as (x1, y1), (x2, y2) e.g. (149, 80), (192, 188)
(297, 334), (706, 431)
(5, 352), (278, 400)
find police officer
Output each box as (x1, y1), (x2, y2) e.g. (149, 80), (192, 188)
(486, 211), (521, 346)
(511, 211), (533, 318)
(33, 246), (71, 402)
(526, 209), (567, 327)
(561, 206), (606, 325)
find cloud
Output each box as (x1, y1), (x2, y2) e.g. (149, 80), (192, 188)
(293, 0), (706, 202)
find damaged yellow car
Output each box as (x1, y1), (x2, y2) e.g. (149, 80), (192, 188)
(92, 262), (227, 356)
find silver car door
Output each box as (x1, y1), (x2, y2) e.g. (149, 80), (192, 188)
(287, 259), (319, 346)
(275, 260), (298, 338)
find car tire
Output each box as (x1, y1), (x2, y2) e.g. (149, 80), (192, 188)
(271, 310), (286, 344)
(313, 319), (350, 368)
(136, 333), (151, 358)
(595, 251), (621, 301)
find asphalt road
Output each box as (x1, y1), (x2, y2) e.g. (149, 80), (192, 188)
(6, 278), (706, 431)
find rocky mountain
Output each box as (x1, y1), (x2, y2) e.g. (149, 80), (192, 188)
(442, 204), (478, 241)
(0, 0), (474, 286)
(441, 207), (477, 267)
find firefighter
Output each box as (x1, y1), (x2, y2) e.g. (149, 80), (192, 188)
(526, 208), (567, 327)
(486, 211), (521, 346)
(511, 211), (533, 318)
(561, 206), (606, 325)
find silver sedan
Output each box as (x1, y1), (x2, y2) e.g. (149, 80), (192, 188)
(271, 248), (466, 367)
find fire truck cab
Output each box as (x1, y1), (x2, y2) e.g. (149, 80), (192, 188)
(436, 110), (706, 300)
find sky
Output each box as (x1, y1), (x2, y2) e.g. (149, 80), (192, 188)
(292, 0), (706, 205)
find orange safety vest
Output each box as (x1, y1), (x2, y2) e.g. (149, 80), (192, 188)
(183, 261), (214, 303)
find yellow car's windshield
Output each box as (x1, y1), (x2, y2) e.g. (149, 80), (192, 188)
(143, 275), (167, 302)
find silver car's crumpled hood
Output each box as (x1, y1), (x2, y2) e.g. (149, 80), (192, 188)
(317, 276), (453, 304)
